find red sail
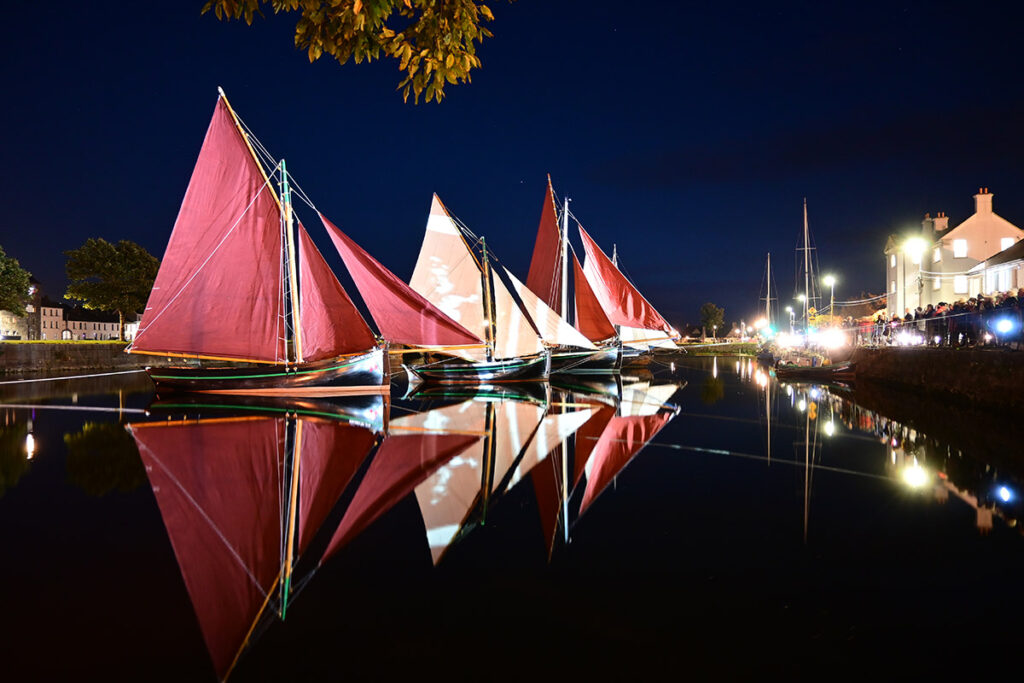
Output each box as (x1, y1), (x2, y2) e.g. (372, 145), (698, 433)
(320, 214), (483, 348)
(578, 225), (674, 334)
(572, 253), (617, 343)
(131, 417), (285, 679)
(525, 178), (563, 312)
(320, 432), (481, 564)
(578, 412), (673, 514)
(297, 419), (378, 555)
(133, 98), (286, 362)
(297, 222), (377, 361)
(573, 403), (617, 486)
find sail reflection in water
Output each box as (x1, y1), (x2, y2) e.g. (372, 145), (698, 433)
(128, 381), (682, 680)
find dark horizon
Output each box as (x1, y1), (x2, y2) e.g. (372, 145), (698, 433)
(5, 1), (1024, 328)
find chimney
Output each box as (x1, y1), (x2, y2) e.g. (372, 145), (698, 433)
(933, 211), (949, 234)
(921, 212), (934, 240)
(975, 187), (993, 214)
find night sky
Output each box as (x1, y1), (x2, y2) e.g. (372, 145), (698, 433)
(5, 1), (1024, 327)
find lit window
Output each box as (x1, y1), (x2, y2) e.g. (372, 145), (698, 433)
(933, 275), (940, 290)
(890, 254), (896, 268)
(954, 275), (968, 294)
(933, 247), (941, 263)
(998, 268), (1012, 291)
(891, 280), (896, 293)
(1001, 237), (1015, 251)
(953, 239), (968, 258)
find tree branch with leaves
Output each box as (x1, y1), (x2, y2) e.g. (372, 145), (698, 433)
(64, 239), (159, 341)
(0, 246), (32, 316)
(203, 0), (505, 103)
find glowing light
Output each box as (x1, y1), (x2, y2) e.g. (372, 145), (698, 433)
(823, 421), (835, 437)
(934, 336), (942, 344)
(797, 399), (806, 412)
(819, 327), (848, 349)
(984, 333), (993, 342)
(755, 370), (768, 387)
(809, 387), (820, 399)
(753, 318), (768, 329)
(999, 486), (1013, 503)
(902, 463), (929, 489)
(823, 274), (836, 287)
(996, 318), (1014, 334)
(903, 236), (927, 264)
(797, 294), (806, 302)
(25, 433), (35, 459)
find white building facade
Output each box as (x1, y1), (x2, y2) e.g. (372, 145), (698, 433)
(885, 189), (1024, 314)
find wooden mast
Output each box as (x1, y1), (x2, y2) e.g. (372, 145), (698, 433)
(481, 236), (495, 362)
(280, 415), (303, 619)
(281, 159), (303, 364)
(560, 194), (570, 322)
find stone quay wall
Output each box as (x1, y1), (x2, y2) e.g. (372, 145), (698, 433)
(851, 347), (1024, 409)
(0, 342), (176, 375)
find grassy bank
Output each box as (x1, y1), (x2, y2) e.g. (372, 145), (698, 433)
(682, 342), (757, 356)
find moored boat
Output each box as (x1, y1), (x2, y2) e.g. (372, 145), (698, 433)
(129, 90), (386, 397)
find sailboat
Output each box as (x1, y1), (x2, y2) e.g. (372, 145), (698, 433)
(405, 195), (551, 383)
(524, 177), (622, 373)
(576, 224), (680, 355)
(320, 394), (592, 565)
(128, 398), (384, 680)
(128, 90), (386, 396)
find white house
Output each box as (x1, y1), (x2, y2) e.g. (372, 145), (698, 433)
(885, 188), (1024, 313)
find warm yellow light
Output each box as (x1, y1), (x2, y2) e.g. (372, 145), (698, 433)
(753, 317), (767, 329)
(25, 433), (35, 460)
(902, 463), (929, 489)
(903, 237), (927, 264)
(823, 421), (835, 437)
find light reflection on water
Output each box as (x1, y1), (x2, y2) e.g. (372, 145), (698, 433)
(2, 358), (1023, 679)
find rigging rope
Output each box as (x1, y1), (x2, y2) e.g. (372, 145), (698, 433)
(0, 369), (146, 385)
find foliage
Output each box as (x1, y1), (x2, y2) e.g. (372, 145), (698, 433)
(0, 245), (32, 316)
(64, 422), (146, 497)
(699, 302), (725, 335)
(0, 422), (31, 498)
(699, 376), (724, 405)
(64, 239), (159, 341)
(203, 0), (503, 103)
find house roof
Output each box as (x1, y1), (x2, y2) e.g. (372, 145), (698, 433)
(969, 238), (1024, 272)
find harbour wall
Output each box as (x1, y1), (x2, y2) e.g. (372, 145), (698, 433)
(0, 342), (174, 376)
(851, 347), (1024, 409)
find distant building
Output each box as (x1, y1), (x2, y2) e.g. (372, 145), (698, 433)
(885, 188), (1024, 314)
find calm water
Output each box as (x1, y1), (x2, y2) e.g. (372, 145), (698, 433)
(2, 357), (1023, 681)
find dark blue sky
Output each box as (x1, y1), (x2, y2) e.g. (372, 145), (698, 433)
(5, 1), (1024, 326)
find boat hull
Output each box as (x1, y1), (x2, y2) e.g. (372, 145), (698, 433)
(551, 346), (622, 374)
(774, 361), (854, 383)
(406, 353), (550, 384)
(146, 349), (388, 397)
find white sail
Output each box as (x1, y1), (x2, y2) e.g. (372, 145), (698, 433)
(504, 267), (597, 350)
(505, 408), (592, 490)
(492, 272), (547, 359)
(409, 196), (489, 354)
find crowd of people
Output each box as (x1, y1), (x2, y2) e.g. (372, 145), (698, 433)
(848, 289), (1024, 348)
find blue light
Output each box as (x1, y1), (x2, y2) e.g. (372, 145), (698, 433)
(996, 318), (1015, 335)
(998, 486), (1012, 503)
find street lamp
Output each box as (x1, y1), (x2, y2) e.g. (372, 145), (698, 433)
(822, 274), (836, 323)
(903, 237), (927, 312)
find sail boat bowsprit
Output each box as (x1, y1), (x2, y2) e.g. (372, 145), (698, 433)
(128, 90), (386, 396)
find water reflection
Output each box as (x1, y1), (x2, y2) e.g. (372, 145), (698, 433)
(738, 356), (1024, 540)
(125, 378), (683, 680)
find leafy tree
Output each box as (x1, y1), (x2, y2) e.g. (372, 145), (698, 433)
(0, 245), (32, 316)
(0, 422), (31, 498)
(203, 0), (503, 103)
(699, 302), (725, 339)
(64, 422), (146, 497)
(64, 239), (159, 341)
(700, 376), (724, 406)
